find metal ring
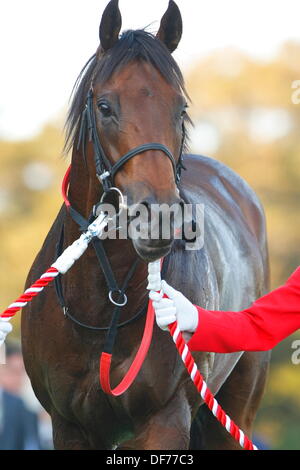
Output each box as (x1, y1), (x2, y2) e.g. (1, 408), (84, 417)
(108, 289), (128, 307)
(100, 187), (126, 217)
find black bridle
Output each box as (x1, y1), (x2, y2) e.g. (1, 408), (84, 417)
(77, 87), (186, 192)
(55, 85), (186, 355)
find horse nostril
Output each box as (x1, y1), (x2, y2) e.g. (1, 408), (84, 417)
(139, 200), (151, 212)
(100, 190), (123, 214)
(129, 196), (184, 231)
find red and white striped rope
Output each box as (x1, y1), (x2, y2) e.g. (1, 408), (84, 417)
(147, 260), (257, 451)
(0, 212), (108, 320)
(0, 218), (257, 450)
(1, 267), (59, 319)
(168, 321), (257, 450)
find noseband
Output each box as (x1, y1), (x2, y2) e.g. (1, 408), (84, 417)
(77, 88), (186, 192)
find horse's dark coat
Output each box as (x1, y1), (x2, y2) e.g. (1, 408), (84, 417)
(21, 1), (270, 449)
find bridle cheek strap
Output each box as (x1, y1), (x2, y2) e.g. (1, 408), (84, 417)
(80, 87), (185, 192)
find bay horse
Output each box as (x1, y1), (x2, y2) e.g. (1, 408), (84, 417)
(21, 0), (270, 450)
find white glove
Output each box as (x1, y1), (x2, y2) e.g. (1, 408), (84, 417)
(0, 319), (13, 347)
(150, 280), (199, 333)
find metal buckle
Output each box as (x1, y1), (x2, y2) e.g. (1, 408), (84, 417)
(109, 289), (128, 307)
(100, 187), (126, 217)
(97, 171), (110, 182)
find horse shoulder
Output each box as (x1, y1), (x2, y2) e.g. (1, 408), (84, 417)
(182, 154), (268, 248)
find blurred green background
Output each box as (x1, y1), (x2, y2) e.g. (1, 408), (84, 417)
(1, 42), (300, 449)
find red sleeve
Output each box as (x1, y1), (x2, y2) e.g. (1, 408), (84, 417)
(187, 267), (300, 353)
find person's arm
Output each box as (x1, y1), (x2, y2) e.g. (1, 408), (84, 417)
(188, 267), (300, 352)
(151, 267), (300, 353)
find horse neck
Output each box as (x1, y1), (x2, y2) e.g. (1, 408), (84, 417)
(64, 147), (149, 314)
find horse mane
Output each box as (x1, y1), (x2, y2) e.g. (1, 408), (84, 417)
(64, 29), (190, 154)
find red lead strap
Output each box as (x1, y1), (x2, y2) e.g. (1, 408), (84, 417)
(99, 299), (155, 396)
(61, 162), (156, 396)
(62, 164), (71, 208)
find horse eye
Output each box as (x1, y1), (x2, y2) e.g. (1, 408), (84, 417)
(181, 105), (188, 119)
(98, 102), (112, 117)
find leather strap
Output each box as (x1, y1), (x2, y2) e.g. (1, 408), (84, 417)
(78, 87), (185, 192)
(99, 298), (155, 396)
(54, 223), (144, 332)
(110, 143), (177, 181)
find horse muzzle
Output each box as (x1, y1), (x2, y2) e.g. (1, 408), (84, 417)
(128, 196), (184, 262)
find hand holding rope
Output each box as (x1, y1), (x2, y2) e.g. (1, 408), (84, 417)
(0, 217), (257, 450)
(147, 260), (258, 451)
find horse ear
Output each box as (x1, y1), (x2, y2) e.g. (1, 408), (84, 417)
(99, 0), (122, 52)
(157, 0), (183, 53)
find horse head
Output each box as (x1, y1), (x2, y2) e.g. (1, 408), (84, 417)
(66, 0), (190, 262)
